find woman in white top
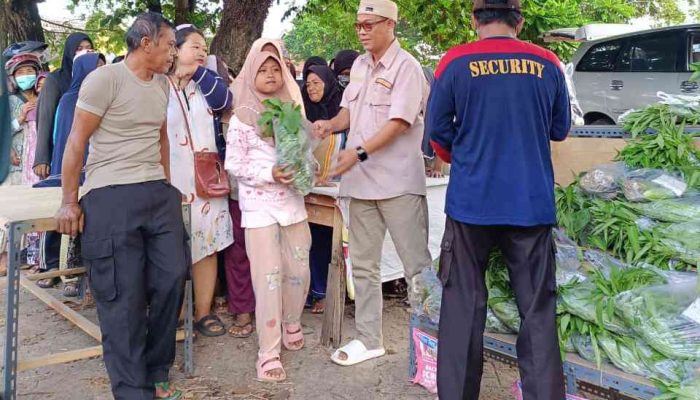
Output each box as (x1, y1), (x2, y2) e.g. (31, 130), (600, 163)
(167, 25), (234, 337)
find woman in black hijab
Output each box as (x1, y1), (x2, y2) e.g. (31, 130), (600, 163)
(303, 64), (342, 123)
(301, 56), (327, 84)
(33, 32), (92, 288)
(303, 64), (343, 314)
(330, 50), (359, 91)
(34, 32), (93, 180)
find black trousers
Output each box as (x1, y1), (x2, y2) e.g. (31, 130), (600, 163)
(436, 217), (564, 400)
(81, 181), (189, 400)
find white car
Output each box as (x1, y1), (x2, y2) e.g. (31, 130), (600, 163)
(570, 24), (700, 125)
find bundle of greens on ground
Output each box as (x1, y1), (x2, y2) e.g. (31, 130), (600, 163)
(258, 98), (317, 195)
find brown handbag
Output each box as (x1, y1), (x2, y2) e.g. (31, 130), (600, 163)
(169, 77), (230, 199)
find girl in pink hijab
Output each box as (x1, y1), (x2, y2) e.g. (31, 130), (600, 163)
(225, 45), (310, 383)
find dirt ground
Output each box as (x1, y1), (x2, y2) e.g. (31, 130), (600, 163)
(1, 282), (520, 400)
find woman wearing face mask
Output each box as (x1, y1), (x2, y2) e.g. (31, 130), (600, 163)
(167, 25), (234, 338)
(4, 53), (42, 186)
(330, 50), (359, 92)
(0, 53), (42, 276)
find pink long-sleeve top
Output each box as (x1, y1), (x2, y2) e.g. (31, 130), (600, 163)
(224, 115), (308, 229)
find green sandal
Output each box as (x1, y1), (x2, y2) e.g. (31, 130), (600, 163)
(154, 382), (182, 400)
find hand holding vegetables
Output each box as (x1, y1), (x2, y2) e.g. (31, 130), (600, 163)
(272, 164), (294, 185)
(258, 98), (317, 194)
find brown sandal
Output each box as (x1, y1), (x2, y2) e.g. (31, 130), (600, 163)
(228, 322), (253, 338)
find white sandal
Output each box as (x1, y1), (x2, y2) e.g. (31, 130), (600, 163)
(330, 339), (386, 366)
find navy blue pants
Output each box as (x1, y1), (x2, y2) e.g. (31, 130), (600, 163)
(308, 224), (331, 302)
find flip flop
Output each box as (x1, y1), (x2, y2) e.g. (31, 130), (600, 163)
(154, 382), (182, 400)
(228, 321), (253, 339)
(331, 339), (386, 367)
(194, 314), (226, 337)
(255, 357), (286, 383)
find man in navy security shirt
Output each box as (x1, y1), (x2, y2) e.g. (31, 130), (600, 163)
(427, 0), (570, 398)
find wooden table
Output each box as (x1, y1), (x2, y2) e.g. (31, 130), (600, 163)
(305, 188), (346, 348)
(0, 186), (194, 400)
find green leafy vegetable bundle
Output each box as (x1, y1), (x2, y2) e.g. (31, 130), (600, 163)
(615, 279), (700, 360)
(258, 98), (316, 195)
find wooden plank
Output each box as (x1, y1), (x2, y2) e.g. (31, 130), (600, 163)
(305, 203), (335, 227)
(305, 193), (337, 207)
(25, 267), (86, 281)
(17, 331), (187, 372)
(321, 208), (346, 347)
(19, 276), (102, 341)
(17, 346), (103, 372)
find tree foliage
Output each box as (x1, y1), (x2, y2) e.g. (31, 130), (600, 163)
(285, 0), (691, 65)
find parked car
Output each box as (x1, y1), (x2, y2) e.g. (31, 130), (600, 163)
(570, 24), (700, 125)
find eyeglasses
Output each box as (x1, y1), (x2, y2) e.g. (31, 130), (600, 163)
(354, 18), (388, 33)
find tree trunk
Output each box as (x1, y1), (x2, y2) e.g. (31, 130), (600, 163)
(174, 0), (190, 25)
(210, 0), (273, 76)
(0, 0), (45, 52)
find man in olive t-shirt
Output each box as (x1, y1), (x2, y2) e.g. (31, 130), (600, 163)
(55, 13), (186, 400)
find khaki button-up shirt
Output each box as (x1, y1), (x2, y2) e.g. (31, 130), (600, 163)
(339, 40), (428, 200)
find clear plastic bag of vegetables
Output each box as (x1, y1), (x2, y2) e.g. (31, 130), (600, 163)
(659, 222), (700, 253)
(629, 195), (700, 223)
(579, 163), (626, 199)
(583, 249), (629, 278)
(571, 331), (608, 366)
(486, 307), (513, 334)
(558, 280), (630, 335)
(554, 229), (586, 285)
(258, 99), (318, 195)
(614, 279), (700, 360)
(636, 342), (700, 385)
(597, 332), (652, 377)
(488, 287), (521, 333)
(409, 267), (442, 321)
(621, 169), (688, 202)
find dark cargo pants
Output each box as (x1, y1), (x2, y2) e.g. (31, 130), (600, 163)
(436, 217), (565, 400)
(81, 180), (189, 400)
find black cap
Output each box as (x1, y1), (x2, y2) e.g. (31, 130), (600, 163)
(473, 0), (521, 12)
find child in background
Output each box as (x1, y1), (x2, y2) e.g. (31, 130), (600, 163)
(225, 48), (310, 383)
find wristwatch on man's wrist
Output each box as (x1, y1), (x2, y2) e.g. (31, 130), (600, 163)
(356, 146), (368, 162)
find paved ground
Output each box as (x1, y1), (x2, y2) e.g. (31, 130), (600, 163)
(0, 281), (520, 399)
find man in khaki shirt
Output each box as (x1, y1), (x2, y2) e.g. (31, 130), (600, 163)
(314, 0), (432, 366)
(55, 13), (186, 400)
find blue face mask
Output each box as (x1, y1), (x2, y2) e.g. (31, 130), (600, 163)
(15, 74), (37, 91)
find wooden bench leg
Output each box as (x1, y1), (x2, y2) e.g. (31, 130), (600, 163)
(321, 210), (346, 347)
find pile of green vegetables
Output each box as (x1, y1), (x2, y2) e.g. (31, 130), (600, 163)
(258, 98), (316, 195)
(484, 236), (700, 399)
(484, 95), (700, 399)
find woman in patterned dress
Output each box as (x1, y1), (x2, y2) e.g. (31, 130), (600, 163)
(167, 25), (234, 337)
